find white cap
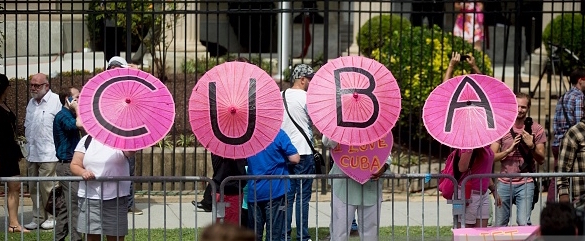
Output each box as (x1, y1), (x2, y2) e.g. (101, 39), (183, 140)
(107, 56), (129, 69)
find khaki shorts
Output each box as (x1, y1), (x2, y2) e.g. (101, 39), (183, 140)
(459, 190), (490, 225)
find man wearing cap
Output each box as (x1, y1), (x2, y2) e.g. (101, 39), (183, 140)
(53, 86), (83, 241)
(24, 73), (62, 230)
(106, 56), (143, 215)
(281, 64), (317, 241)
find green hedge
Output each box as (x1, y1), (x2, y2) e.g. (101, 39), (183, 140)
(372, 25), (493, 140)
(357, 14), (411, 57)
(542, 13), (585, 74)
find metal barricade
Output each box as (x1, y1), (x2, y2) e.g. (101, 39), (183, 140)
(459, 172), (585, 229)
(218, 173), (458, 241)
(0, 176), (215, 241)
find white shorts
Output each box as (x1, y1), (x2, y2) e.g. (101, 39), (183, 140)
(459, 190), (490, 225)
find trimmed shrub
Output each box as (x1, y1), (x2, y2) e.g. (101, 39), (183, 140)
(357, 14), (411, 57)
(372, 25), (493, 140)
(542, 13), (585, 74)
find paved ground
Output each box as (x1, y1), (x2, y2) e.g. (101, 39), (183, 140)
(1, 191), (546, 230)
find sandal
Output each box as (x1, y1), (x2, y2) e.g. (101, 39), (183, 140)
(8, 226), (29, 233)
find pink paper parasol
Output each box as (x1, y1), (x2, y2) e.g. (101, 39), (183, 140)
(78, 68), (175, 150)
(189, 62), (284, 159)
(331, 134), (393, 184)
(422, 74), (517, 149)
(307, 56), (401, 146)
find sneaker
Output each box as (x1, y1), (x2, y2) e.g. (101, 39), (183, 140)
(23, 221), (39, 230)
(128, 207), (143, 215)
(40, 219), (55, 230)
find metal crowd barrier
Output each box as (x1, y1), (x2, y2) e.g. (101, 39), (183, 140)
(459, 172), (585, 229)
(10, 173), (583, 240)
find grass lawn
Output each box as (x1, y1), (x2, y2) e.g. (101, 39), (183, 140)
(0, 226), (453, 240)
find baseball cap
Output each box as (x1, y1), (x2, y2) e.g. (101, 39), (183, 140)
(290, 64), (315, 81)
(107, 56), (129, 70)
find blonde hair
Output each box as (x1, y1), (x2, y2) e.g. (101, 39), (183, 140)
(200, 223), (255, 241)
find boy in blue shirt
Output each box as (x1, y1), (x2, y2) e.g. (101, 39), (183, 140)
(247, 129), (300, 241)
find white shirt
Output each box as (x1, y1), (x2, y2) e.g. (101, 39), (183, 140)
(281, 89), (313, 155)
(75, 135), (131, 200)
(24, 90), (62, 162)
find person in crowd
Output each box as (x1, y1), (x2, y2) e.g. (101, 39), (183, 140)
(452, 147), (500, 228)
(106, 56), (143, 215)
(410, 0), (444, 29)
(322, 136), (390, 240)
(195, 57), (252, 214)
(281, 64), (318, 241)
(0, 74), (29, 233)
(491, 92), (546, 226)
(549, 68), (585, 202)
(53, 86), (83, 241)
(247, 129), (300, 241)
(444, 52), (482, 82)
(539, 202), (581, 239)
(557, 113), (585, 208)
(24, 73), (62, 230)
(209, 154), (248, 225)
(453, 1), (484, 50)
(200, 223), (256, 241)
(70, 135), (137, 241)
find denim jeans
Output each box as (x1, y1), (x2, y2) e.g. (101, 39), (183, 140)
(127, 156), (136, 210)
(286, 154), (315, 241)
(248, 195), (286, 241)
(495, 182), (534, 226)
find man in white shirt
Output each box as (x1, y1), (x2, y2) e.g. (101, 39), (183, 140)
(23, 73), (62, 230)
(282, 64), (317, 241)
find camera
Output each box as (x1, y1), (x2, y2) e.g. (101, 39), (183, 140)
(460, 55), (470, 62)
(524, 117), (533, 134)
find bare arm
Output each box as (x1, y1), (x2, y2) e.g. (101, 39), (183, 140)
(491, 136), (521, 162)
(520, 130), (545, 165)
(444, 52), (460, 82)
(288, 154), (300, 164)
(70, 151), (95, 180)
(457, 150), (473, 172)
(466, 54), (482, 74)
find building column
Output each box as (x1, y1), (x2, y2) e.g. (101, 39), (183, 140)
(170, 1), (207, 55)
(344, 1), (391, 56)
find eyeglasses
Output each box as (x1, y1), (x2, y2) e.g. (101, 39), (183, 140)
(30, 83), (47, 89)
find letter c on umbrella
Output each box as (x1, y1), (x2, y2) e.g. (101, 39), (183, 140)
(93, 76), (153, 137)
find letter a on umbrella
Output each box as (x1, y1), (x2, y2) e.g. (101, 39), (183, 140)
(189, 62), (284, 159)
(422, 74), (517, 149)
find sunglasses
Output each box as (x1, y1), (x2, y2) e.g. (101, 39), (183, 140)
(30, 83), (47, 89)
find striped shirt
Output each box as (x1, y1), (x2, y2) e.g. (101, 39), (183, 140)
(497, 123), (546, 184)
(552, 87), (584, 147)
(557, 119), (585, 202)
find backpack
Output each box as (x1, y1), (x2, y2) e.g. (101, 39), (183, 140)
(438, 149), (477, 200)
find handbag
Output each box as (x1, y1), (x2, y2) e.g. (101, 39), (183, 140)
(44, 186), (64, 215)
(282, 90), (325, 174)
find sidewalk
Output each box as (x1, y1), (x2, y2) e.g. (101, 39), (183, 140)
(1, 194), (544, 229)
